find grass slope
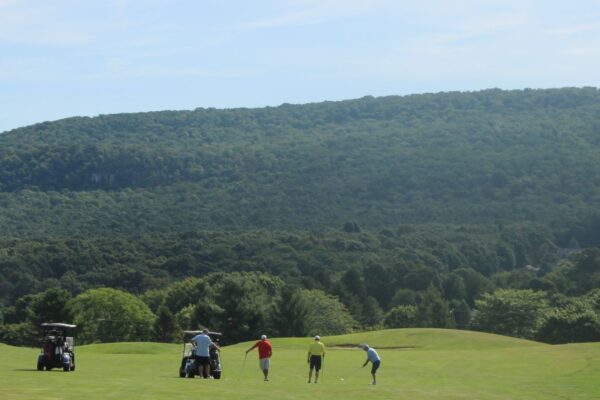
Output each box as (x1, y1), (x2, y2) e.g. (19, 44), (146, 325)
(1, 329), (598, 400)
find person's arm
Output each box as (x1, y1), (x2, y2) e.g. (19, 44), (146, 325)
(362, 358), (370, 368)
(246, 342), (258, 353)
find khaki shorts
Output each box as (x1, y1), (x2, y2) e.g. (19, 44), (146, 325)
(259, 358), (270, 370)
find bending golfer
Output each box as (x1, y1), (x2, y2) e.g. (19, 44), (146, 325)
(361, 344), (381, 385)
(246, 334), (273, 381)
(307, 335), (325, 383)
(191, 329), (219, 379)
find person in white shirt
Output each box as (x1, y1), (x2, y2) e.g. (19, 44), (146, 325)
(361, 344), (381, 385)
(191, 329), (218, 378)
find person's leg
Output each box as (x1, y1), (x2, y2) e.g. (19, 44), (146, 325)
(260, 359), (269, 381)
(371, 361), (380, 385)
(308, 366), (313, 382)
(201, 357), (210, 378)
(195, 357), (202, 376)
(315, 357), (321, 383)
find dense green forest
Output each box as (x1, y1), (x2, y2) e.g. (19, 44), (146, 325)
(1, 88), (600, 345)
(2, 88), (600, 234)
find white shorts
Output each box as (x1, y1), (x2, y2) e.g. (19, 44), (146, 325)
(259, 358), (270, 370)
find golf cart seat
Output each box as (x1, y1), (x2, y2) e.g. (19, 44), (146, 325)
(183, 342), (194, 358)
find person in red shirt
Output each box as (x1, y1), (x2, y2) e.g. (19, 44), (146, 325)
(245, 334), (273, 381)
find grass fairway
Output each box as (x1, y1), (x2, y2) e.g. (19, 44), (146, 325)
(1, 328), (599, 400)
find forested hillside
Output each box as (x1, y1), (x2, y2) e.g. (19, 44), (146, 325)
(2, 88), (600, 345)
(2, 88), (600, 235)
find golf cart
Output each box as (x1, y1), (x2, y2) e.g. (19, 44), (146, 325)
(37, 323), (76, 372)
(179, 330), (222, 379)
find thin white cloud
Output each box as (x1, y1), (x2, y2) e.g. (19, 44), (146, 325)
(0, 0), (94, 45)
(551, 23), (600, 35)
(233, 0), (391, 31)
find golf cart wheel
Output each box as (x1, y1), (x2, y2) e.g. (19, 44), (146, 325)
(63, 364), (69, 372)
(212, 371), (221, 380)
(37, 362), (43, 371)
(70, 364), (76, 371)
(179, 368), (186, 378)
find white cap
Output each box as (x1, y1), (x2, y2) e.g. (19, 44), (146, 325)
(314, 335), (320, 340)
(261, 334), (267, 340)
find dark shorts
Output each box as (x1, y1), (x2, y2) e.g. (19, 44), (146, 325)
(310, 355), (322, 371)
(371, 360), (381, 374)
(195, 356), (210, 366)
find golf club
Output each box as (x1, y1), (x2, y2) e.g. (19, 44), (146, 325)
(238, 352), (248, 381)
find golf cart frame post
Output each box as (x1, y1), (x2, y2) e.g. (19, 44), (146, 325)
(179, 330), (222, 379)
(37, 323), (76, 372)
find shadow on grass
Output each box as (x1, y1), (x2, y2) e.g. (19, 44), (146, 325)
(332, 343), (419, 350)
(14, 369), (68, 372)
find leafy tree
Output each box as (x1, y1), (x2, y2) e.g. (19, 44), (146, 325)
(569, 248), (600, 294)
(361, 296), (384, 327)
(453, 268), (492, 306)
(68, 288), (156, 343)
(29, 288), (73, 327)
(443, 273), (466, 300)
(389, 288), (418, 307)
(364, 264), (396, 308)
(140, 288), (168, 313)
(153, 305), (177, 343)
(451, 299), (472, 329)
(470, 289), (548, 339)
(275, 286), (309, 337)
(0, 322), (37, 346)
(536, 300), (600, 344)
(301, 289), (357, 335)
(197, 272), (283, 343)
(416, 286), (454, 328)
(383, 305), (417, 328)
(333, 268), (367, 322)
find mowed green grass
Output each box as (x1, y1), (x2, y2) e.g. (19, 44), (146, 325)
(1, 328), (599, 400)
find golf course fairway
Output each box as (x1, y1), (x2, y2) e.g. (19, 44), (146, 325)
(1, 328), (598, 400)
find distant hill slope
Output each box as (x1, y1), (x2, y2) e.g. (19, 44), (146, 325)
(232, 328), (545, 351)
(2, 87), (600, 235)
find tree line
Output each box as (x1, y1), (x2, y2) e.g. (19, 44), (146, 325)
(2, 226), (599, 345)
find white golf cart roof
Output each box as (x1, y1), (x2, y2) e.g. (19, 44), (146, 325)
(184, 330), (222, 336)
(41, 323), (77, 329)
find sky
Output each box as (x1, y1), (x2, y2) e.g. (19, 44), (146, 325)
(1, 0), (600, 132)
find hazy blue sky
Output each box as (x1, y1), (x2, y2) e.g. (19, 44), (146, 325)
(1, 0), (599, 132)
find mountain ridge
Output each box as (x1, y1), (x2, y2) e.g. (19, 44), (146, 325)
(1, 87), (600, 235)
